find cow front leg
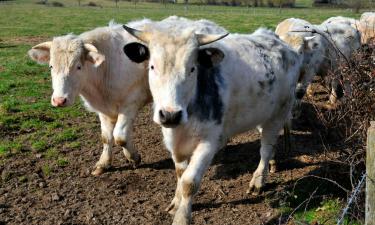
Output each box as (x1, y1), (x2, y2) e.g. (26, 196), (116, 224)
(114, 109), (141, 168)
(173, 141), (217, 225)
(247, 125), (280, 195)
(166, 159), (188, 215)
(92, 113), (115, 176)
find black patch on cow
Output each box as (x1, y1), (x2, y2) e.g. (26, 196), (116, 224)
(280, 49), (289, 70)
(123, 42), (149, 63)
(187, 65), (224, 124)
(197, 50), (213, 68)
(258, 81), (265, 89)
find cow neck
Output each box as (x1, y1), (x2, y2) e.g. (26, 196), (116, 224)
(80, 61), (112, 107)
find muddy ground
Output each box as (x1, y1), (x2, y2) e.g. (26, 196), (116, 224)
(0, 97), (348, 225)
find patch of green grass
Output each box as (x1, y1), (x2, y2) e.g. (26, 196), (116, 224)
(0, 146), (8, 157)
(46, 121), (63, 130)
(66, 141), (81, 149)
(56, 158), (69, 167)
(31, 140), (48, 152)
(18, 175), (28, 183)
(42, 164), (52, 177)
(45, 148), (59, 159)
(55, 128), (79, 142)
(294, 199), (341, 224)
(0, 141), (22, 157)
(0, 99), (21, 113)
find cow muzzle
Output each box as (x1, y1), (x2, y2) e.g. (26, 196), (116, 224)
(51, 96), (67, 107)
(159, 109), (183, 128)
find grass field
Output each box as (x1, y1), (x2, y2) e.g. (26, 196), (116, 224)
(0, 0), (369, 224)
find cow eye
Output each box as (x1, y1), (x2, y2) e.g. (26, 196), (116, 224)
(190, 67), (195, 73)
(150, 65), (154, 70)
(49, 65), (53, 69)
(77, 66), (81, 70)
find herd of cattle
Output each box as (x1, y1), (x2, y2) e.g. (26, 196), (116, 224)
(27, 12), (375, 224)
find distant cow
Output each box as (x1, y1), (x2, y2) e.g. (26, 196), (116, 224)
(322, 16), (360, 28)
(276, 18), (325, 100)
(360, 12), (375, 44)
(317, 22), (361, 103)
(276, 18), (361, 105)
(123, 24), (301, 225)
(28, 17), (227, 176)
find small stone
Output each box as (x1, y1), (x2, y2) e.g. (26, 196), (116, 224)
(35, 153), (42, 159)
(39, 182), (46, 188)
(64, 209), (71, 218)
(21, 197), (27, 203)
(114, 190), (122, 196)
(51, 193), (60, 201)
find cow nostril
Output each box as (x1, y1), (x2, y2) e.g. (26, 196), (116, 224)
(159, 110), (166, 120)
(62, 98), (67, 104)
(174, 110), (182, 122)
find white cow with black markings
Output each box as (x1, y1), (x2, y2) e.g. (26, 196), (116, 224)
(28, 17), (227, 176)
(276, 18), (326, 100)
(123, 24), (301, 225)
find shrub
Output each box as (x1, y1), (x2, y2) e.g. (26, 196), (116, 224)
(303, 44), (375, 222)
(51, 1), (64, 7)
(267, 0), (295, 7)
(87, 1), (100, 6)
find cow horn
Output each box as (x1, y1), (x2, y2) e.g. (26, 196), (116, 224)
(304, 36), (316, 41)
(123, 25), (151, 43)
(196, 33), (229, 46)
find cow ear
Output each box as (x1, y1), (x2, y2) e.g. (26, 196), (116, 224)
(28, 41), (52, 64)
(198, 48), (224, 68)
(84, 44), (105, 67)
(123, 42), (149, 63)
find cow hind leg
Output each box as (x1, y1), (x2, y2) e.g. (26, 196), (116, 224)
(92, 113), (115, 176)
(247, 123), (281, 195)
(114, 111), (141, 168)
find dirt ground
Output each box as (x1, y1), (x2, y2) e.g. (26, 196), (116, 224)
(0, 100), (347, 225)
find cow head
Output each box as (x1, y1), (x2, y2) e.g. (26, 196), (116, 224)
(28, 35), (105, 107)
(123, 25), (227, 128)
(281, 34), (318, 55)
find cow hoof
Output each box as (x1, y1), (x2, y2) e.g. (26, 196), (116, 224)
(165, 202), (177, 215)
(246, 186), (262, 196)
(91, 167), (105, 176)
(127, 154), (141, 169)
(172, 210), (191, 225)
(165, 198), (180, 215)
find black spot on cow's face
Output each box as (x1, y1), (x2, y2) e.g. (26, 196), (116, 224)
(123, 42), (149, 63)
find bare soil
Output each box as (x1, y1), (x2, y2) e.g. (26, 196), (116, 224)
(0, 99), (351, 225)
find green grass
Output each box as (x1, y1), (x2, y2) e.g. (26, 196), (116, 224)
(0, 0), (368, 222)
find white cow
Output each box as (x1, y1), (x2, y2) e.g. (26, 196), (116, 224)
(317, 22), (361, 104)
(123, 24), (301, 225)
(276, 18), (326, 100)
(28, 17), (227, 176)
(276, 18), (361, 105)
(360, 12), (375, 44)
(322, 16), (360, 28)
(28, 20), (153, 175)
